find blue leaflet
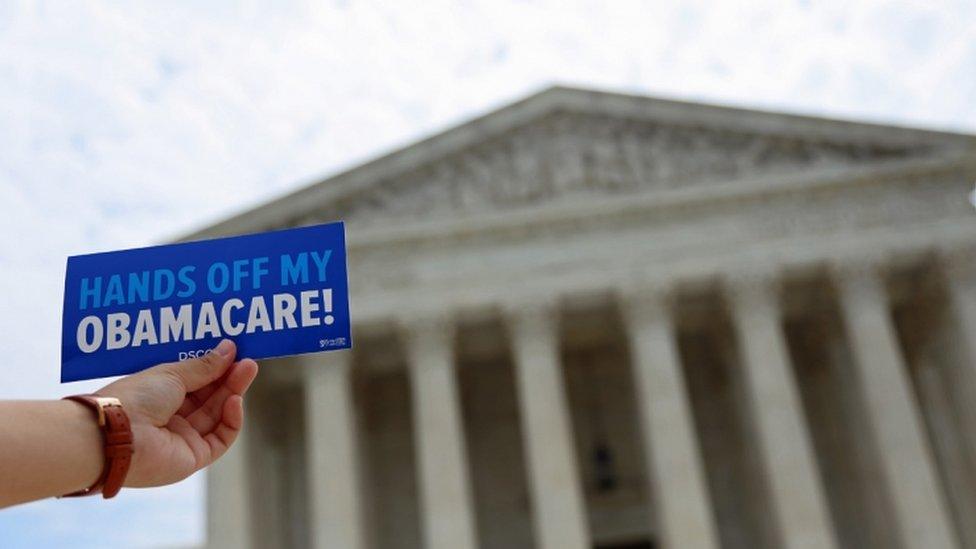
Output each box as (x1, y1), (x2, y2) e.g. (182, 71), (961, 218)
(61, 222), (352, 382)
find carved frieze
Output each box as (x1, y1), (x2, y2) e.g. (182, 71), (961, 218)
(298, 111), (925, 227)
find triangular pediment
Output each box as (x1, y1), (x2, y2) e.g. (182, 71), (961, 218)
(189, 86), (975, 238)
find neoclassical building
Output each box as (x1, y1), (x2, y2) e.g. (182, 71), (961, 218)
(196, 87), (976, 549)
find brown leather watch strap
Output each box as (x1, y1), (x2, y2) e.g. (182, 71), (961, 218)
(61, 395), (134, 499)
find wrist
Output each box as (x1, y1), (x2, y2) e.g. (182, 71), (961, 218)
(57, 399), (105, 493)
(60, 395), (134, 498)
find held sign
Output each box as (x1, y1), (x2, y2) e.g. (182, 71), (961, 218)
(61, 222), (351, 382)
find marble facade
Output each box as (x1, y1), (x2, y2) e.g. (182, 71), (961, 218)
(198, 87), (976, 549)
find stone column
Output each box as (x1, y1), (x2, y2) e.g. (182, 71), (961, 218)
(835, 261), (957, 549)
(207, 420), (253, 549)
(622, 285), (719, 549)
(727, 271), (838, 549)
(402, 315), (478, 549)
(506, 301), (590, 549)
(941, 248), (976, 468)
(302, 352), (365, 549)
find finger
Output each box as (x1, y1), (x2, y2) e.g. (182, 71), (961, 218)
(187, 360), (257, 432)
(166, 414), (212, 470)
(176, 396), (196, 418)
(165, 339), (236, 392)
(204, 395), (244, 463)
(177, 389), (209, 417)
(198, 359), (254, 400)
(176, 362), (238, 417)
(189, 377), (222, 405)
(186, 359), (258, 434)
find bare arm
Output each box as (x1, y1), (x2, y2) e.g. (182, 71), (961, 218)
(0, 339), (258, 508)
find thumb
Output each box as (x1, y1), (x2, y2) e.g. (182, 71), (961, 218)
(167, 339), (237, 392)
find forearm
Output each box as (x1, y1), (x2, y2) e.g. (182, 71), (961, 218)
(0, 341), (257, 509)
(0, 400), (103, 508)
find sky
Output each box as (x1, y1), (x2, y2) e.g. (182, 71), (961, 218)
(1, 0), (975, 547)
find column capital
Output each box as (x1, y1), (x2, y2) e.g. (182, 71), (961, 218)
(300, 349), (353, 383)
(619, 278), (675, 303)
(397, 309), (456, 346)
(398, 311), (456, 380)
(829, 251), (891, 283)
(501, 294), (560, 332)
(830, 254), (893, 307)
(618, 279), (675, 328)
(724, 267), (782, 312)
(940, 244), (976, 285)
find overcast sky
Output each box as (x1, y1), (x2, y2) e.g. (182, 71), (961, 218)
(2, 0), (975, 547)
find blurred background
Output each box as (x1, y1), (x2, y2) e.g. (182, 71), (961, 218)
(2, 1), (976, 548)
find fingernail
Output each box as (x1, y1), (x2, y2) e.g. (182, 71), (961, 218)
(215, 339), (234, 357)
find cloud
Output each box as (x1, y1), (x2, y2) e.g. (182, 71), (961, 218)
(0, 0), (974, 547)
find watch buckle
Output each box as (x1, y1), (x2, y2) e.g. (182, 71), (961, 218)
(90, 396), (122, 426)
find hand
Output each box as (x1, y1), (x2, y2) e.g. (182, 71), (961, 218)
(95, 339), (258, 487)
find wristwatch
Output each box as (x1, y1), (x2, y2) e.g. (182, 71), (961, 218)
(60, 395), (134, 498)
